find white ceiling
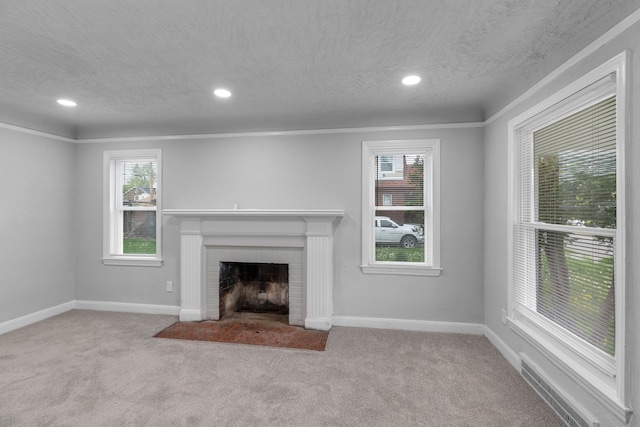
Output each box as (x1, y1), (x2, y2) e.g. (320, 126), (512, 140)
(1, 0), (638, 139)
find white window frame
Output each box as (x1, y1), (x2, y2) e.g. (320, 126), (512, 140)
(103, 149), (163, 267)
(382, 194), (392, 206)
(507, 52), (630, 421)
(361, 139), (441, 276)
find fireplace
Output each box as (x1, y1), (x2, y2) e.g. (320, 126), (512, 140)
(207, 245), (304, 325)
(163, 209), (344, 331)
(219, 262), (289, 318)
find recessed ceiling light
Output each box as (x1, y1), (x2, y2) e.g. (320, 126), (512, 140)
(57, 99), (77, 107)
(401, 75), (421, 86)
(213, 88), (232, 98)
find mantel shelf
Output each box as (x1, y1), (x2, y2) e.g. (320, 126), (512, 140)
(162, 208), (344, 220)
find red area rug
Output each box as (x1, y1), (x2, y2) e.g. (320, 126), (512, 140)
(155, 318), (329, 351)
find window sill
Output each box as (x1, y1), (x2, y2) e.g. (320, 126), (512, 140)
(360, 264), (442, 276)
(102, 257), (163, 267)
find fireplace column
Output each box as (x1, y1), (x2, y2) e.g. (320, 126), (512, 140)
(304, 218), (334, 331)
(179, 220), (204, 321)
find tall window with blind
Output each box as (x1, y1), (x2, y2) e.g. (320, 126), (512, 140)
(531, 95), (616, 354)
(103, 149), (162, 266)
(509, 53), (627, 410)
(361, 139), (440, 276)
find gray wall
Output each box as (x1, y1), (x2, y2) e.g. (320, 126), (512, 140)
(74, 126), (485, 323)
(0, 128), (75, 323)
(484, 23), (640, 427)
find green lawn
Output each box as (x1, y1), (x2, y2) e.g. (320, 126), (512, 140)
(123, 238), (156, 254)
(376, 246), (424, 262)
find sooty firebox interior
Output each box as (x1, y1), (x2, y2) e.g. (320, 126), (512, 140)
(219, 262), (289, 320)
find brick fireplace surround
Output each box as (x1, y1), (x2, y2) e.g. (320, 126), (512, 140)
(163, 209), (344, 331)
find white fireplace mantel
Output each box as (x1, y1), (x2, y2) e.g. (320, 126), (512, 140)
(163, 209), (344, 331)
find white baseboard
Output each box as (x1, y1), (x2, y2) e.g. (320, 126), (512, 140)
(0, 300), (181, 336)
(2, 305), (487, 338)
(0, 301), (75, 335)
(74, 300), (181, 316)
(483, 325), (521, 371)
(332, 315), (484, 335)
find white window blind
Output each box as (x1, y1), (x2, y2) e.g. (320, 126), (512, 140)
(514, 82), (617, 356)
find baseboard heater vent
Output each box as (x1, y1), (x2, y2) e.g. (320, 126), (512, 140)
(520, 354), (599, 427)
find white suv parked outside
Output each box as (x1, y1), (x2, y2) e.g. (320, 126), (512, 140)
(375, 216), (424, 248)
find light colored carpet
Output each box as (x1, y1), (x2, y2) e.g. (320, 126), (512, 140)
(0, 310), (564, 426)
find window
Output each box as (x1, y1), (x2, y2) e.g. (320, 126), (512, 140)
(103, 149), (162, 266)
(508, 53), (628, 416)
(377, 154), (404, 179)
(380, 155), (394, 172)
(361, 139), (440, 276)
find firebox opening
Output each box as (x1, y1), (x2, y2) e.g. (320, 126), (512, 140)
(219, 262), (289, 320)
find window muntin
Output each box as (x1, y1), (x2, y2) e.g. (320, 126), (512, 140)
(509, 53), (627, 413)
(103, 150), (162, 266)
(362, 140), (440, 276)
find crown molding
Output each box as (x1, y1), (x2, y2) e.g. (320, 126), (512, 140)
(0, 120), (483, 143)
(74, 122), (484, 143)
(0, 121), (75, 142)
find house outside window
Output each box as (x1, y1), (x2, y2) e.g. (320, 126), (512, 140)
(508, 53), (628, 417)
(380, 155), (394, 172)
(103, 149), (162, 266)
(377, 154), (404, 179)
(361, 139), (440, 276)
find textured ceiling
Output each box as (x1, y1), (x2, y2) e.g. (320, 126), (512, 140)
(1, 0), (638, 139)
